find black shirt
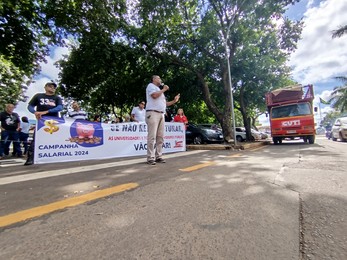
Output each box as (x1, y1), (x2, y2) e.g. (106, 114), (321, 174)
(0, 111), (20, 131)
(28, 93), (63, 117)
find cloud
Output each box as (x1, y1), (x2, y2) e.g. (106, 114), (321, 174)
(289, 0), (347, 85)
(15, 46), (70, 120)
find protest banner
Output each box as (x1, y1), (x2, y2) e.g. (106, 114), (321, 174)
(34, 117), (186, 164)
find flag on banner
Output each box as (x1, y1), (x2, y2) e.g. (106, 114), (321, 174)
(319, 97), (330, 105)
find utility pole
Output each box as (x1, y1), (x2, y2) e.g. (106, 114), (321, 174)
(220, 28), (237, 146)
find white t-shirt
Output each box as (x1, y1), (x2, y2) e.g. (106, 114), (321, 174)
(20, 122), (30, 134)
(146, 83), (166, 112)
(131, 106), (146, 122)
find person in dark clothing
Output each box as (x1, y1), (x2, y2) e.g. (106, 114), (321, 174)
(165, 109), (173, 122)
(0, 104), (22, 159)
(24, 82), (63, 165)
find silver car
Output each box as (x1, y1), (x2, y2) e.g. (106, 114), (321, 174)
(331, 117), (347, 142)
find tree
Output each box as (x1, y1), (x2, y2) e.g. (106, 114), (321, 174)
(0, 55), (29, 108)
(57, 0), (302, 143)
(230, 17), (300, 139)
(58, 28), (159, 116)
(125, 0), (302, 142)
(328, 77), (347, 113)
(332, 25), (347, 38)
(331, 25), (347, 113)
(321, 110), (341, 127)
(0, 0), (126, 106)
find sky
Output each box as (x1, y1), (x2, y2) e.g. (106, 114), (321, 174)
(15, 0), (347, 125)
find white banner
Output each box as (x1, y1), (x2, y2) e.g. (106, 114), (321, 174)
(34, 117), (186, 164)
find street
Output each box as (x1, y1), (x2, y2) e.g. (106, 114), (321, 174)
(0, 136), (346, 260)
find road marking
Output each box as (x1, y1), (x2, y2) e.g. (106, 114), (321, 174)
(179, 153), (243, 172)
(179, 161), (216, 172)
(0, 183), (139, 228)
(0, 158), (25, 167)
(227, 153), (242, 158)
(248, 145), (266, 152)
(0, 150), (206, 186)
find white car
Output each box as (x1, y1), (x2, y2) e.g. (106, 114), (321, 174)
(331, 117), (347, 142)
(235, 127), (263, 141)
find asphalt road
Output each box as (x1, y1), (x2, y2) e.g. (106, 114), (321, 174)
(0, 136), (346, 259)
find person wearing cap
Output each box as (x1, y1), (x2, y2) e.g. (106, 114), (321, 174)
(145, 75), (180, 165)
(24, 82), (63, 165)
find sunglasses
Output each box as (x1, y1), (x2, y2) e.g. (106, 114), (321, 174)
(46, 85), (57, 89)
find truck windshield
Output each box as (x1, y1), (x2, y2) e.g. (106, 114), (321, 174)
(271, 103), (311, 119)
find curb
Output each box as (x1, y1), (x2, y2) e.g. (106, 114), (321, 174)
(187, 140), (271, 151)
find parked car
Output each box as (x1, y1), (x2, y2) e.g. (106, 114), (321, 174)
(259, 131), (269, 139)
(331, 117), (347, 142)
(186, 124), (224, 144)
(198, 124), (222, 132)
(198, 124), (247, 142)
(235, 127), (265, 142)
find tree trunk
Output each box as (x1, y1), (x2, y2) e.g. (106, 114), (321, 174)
(196, 71), (233, 142)
(239, 85), (253, 141)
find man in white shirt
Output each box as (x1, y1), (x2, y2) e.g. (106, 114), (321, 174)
(145, 75), (180, 165)
(131, 101), (146, 123)
(68, 101), (87, 120)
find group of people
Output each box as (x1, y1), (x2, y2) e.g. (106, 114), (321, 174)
(0, 104), (33, 159)
(1, 75), (186, 165)
(66, 100), (147, 124)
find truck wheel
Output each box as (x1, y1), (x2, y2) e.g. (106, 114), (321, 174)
(303, 137), (308, 143)
(273, 137), (279, 145)
(308, 135), (315, 144)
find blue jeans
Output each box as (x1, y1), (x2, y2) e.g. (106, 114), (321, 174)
(19, 132), (29, 154)
(0, 130), (22, 156)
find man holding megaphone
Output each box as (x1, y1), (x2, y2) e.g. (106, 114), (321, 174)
(145, 75), (180, 165)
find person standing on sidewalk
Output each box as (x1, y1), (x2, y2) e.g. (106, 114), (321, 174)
(24, 82), (63, 165)
(19, 116), (33, 155)
(131, 101), (146, 123)
(145, 75), (180, 165)
(0, 104), (22, 159)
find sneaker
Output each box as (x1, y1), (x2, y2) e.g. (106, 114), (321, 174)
(155, 158), (166, 163)
(147, 160), (156, 165)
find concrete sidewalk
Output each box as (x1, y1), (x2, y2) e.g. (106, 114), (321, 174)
(187, 140), (271, 150)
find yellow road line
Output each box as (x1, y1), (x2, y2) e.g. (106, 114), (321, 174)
(179, 161), (216, 172)
(227, 153), (242, 158)
(0, 183), (139, 228)
(248, 145), (266, 152)
(179, 153), (244, 172)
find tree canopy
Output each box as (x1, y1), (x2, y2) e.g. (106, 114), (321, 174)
(2, 0), (303, 142)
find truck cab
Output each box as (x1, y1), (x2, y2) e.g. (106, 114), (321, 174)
(266, 85), (316, 144)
